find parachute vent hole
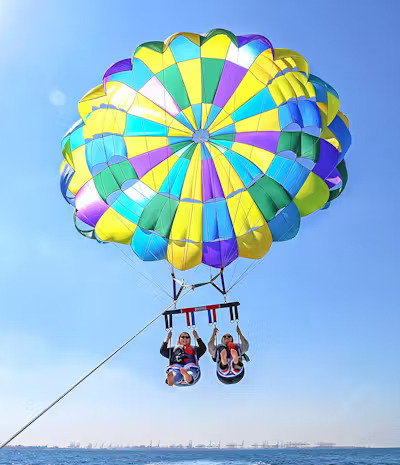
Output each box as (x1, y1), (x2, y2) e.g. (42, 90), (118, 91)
(192, 129), (210, 143)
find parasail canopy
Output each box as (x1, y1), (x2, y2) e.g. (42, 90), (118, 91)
(61, 29), (351, 271)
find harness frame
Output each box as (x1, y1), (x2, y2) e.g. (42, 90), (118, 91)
(163, 301), (240, 330)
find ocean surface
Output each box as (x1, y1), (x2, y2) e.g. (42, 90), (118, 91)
(0, 448), (399, 465)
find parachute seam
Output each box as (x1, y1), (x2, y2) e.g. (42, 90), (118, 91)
(224, 68), (270, 266)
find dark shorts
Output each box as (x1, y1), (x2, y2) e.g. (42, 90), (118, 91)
(216, 367), (245, 384)
(166, 363), (201, 386)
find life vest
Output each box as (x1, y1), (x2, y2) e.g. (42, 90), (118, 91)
(170, 344), (198, 366)
(227, 342), (238, 353)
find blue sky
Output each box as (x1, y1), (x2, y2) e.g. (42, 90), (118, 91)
(0, 0), (399, 448)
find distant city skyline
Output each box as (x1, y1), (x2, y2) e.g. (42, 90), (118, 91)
(5, 440), (355, 450)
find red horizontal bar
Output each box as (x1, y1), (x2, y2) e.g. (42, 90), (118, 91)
(206, 304), (220, 310)
(182, 307), (195, 314)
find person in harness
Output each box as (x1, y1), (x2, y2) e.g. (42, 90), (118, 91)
(208, 326), (249, 384)
(160, 330), (206, 387)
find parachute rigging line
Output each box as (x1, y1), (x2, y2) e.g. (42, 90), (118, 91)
(227, 254), (268, 293)
(0, 288), (193, 450)
(112, 242), (172, 299)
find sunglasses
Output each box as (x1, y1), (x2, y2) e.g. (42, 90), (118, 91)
(222, 335), (233, 339)
(180, 335), (190, 339)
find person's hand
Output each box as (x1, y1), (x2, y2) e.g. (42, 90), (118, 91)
(236, 325), (242, 336)
(212, 326), (219, 337)
(166, 330), (172, 342)
(192, 329), (199, 340)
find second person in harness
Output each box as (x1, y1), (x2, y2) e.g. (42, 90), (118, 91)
(208, 325), (249, 384)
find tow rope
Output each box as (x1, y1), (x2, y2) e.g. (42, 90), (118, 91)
(0, 289), (192, 449)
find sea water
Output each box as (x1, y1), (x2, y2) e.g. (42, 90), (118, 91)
(0, 447), (399, 465)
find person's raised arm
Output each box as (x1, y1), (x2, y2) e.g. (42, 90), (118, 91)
(160, 330), (172, 358)
(193, 330), (207, 358)
(207, 327), (218, 358)
(237, 326), (249, 352)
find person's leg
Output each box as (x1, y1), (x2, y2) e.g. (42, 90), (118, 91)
(230, 348), (239, 365)
(180, 367), (193, 384)
(167, 370), (175, 386)
(220, 348), (228, 367)
(166, 365), (183, 386)
(186, 366), (200, 385)
(232, 360), (243, 373)
(216, 344), (229, 372)
(230, 349), (243, 373)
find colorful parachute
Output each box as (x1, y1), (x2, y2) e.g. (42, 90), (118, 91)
(61, 29), (351, 271)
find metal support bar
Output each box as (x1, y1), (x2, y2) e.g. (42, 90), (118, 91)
(163, 302), (240, 329)
(175, 286), (184, 301)
(210, 271), (223, 283)
(234, 305), (239, 321)
(171, 270), (223, 290)
(220, 268), (227, 293)
(171, 272), (177, 301)
(164, 302), (239, 316)
(210, 282), (225, 295)
(191, 281), (211, 289)
(164, 313), (173, 330)
(207, 308), (217, 325)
